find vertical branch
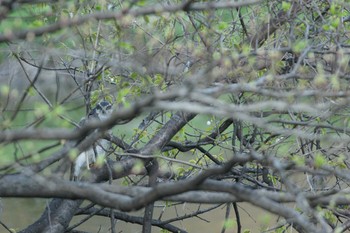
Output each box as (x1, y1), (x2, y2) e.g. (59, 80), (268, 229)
(220, 203), (231, 233)
(90, 20), (102, 74)
(237, 7), (249, 40)
(233, 203), (241, 233)
(19, 199), (83, 233)
(141, 111), (197, 232)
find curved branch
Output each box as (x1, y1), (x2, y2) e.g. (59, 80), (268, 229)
(0, 155), (254, 209)
(140, 112), (197, 155)
(16, 109), (196, 232)
(77, 208), (187, 233)
(0, 0), (261, 43)
(0, 95), (155, 142)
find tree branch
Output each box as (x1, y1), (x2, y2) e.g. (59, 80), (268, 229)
(0, 1), (261, 43)
(78, 207), (187, 233)
(250, 1), (301, 49)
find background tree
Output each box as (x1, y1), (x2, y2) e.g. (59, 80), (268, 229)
(1, 0), (350, 232)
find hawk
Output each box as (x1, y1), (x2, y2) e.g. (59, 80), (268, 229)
(71, 101), (113, 181)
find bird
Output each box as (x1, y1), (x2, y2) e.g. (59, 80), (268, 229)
(71, 101), (113, 181)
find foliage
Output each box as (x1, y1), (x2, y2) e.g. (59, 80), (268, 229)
(1, 0), (350, 233)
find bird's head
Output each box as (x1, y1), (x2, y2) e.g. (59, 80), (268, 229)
(89, 101), (113, 121)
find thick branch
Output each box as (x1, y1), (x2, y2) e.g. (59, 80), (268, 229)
(141, 112), (197, 155)
(0, 96), (155, 142)
(16, 110), (196, 232)
(19, 199), (83, 233)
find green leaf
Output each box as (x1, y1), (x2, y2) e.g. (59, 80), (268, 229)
(95, 155), (105, 167)
(68, 149), (79, 161)
(282, 1), (291, 11)
(136, 0), (147, 6)
(324, 209), (337, 224)
(95, 4), (102, 11)
(314, 153), (327, 168)
(32, 19), (44, 27)
(143, 15), (150, 23)
(34, 103), (50, 117)
(330, 3), (340, 15)
(119, 41), (134, 53)
(90, 90), (100, 104)
(322, 24), (331, 31)
(223, 219), (235, 229)
(331, 75), (340, 90)
(331, 17), (340, 28)
(53, 105), (65, 116)
(218, 21), (229, 30)
(28, 87), (36, 96)
(293, 39), (308, 53)
(117, 88), (130, 106)
(292, 156), (305, 166)
(0, 85), (10, 96)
